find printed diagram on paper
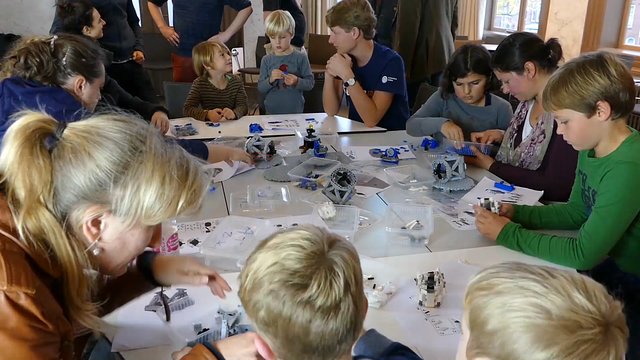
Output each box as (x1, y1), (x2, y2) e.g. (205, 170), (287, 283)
(261, 118), (306, 130)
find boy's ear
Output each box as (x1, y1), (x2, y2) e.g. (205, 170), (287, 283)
(594, 100), (613, 121)
(254, 334), (276, 360)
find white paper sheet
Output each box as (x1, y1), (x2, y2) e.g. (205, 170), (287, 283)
(390, 262), (481, 360)
(203, 161), (254, 184)
(342, 145), (416, 161)
(461, 177), (543, 206)
(110, 286), (222, 351)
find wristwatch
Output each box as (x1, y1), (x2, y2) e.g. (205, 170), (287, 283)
(343, 77), (356, 95)
(344, 77), (356, 87)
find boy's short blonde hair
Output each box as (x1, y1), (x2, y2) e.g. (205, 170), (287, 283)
(191, 40), (231, 77)
(265, 10), (295, 38)
(239, 226), (367, 360)
(464, 262), (628, 360)
(543, 51), (635, 121)
(326, 0), (376, 40)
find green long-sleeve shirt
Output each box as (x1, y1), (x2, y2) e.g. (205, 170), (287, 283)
(497, 130), (640, 275)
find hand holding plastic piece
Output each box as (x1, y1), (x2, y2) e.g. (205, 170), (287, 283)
(151, 255), (231, 298)
(498, 203), (515, 219)
(470, 129), (504, 144)
(441, 121), (464, 143)
(464, 146), (495, 169)
(207, 109), (224, 122)
(473, 205), (511, 241)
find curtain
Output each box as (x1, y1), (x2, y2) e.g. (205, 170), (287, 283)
(302, 0), (335, 35)
(458, 0), (486, 40)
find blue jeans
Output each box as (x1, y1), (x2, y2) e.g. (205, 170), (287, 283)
(583, 258), (640, 359)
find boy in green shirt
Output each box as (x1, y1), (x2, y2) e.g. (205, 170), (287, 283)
(474, 51), (639, 358)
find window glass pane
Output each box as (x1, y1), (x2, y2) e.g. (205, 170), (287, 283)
(493, 0), (521, 31)
(523, 0), (542, 33)
(623, 1), (640, 46)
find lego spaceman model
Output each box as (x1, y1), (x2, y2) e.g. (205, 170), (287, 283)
(415, 270), (446, 308)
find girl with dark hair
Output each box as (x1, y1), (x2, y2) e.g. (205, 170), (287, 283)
(53, 0), (171, 134)
(406, 44), (513, 142)
(467, 32), (578, 202)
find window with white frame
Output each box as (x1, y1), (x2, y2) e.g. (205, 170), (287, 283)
(621, 0), (640, 49)
(491, 0), (543, 34)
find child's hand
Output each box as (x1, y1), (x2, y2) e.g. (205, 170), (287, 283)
(499, 203), (515, 219)
(221, 108), (236, 120)
(270, 69), (284, 83)
(471, 129), (505, 144)
(284, 74), (299, 86)
(441, 121), (464, 142)
(464, 147), (495, 170)
(132, 50), (145, 64)
(225, 148), (253, 164)
(473, 205), (511, 241)
(207, 109), (224, 122)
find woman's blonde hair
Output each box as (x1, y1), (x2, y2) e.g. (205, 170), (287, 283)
(464, 262), (628, 360)
(192, 40), (231, 78)
(0, 111), (208, 329)
(239, 226), (367, 360)
(265, 10), (295, 38)
(326, 0), (376, 40)
(543, 51), (635, 120)
(0, 34), (105, 86)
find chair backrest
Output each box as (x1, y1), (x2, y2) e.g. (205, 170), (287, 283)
(308, 33), (334, 66)
(412, 82), (439, 114)
(256, 36), (268, 66)
(162, 81), (193, 118)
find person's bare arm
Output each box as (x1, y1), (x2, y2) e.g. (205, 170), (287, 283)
(147, 1), (179, 46)
(209, 6), (253, 43)
(323, 74), (343, 116)
(346, 86), (394, 127)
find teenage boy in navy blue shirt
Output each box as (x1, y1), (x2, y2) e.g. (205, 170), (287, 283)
(322, 0), (409, 131)
(147, 0), (252, 82)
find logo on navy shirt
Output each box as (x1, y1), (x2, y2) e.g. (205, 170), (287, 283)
(381, 75), (397, 84)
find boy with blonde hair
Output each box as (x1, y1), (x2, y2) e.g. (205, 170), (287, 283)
(323, 0), (409, 130)
(183, 40), (248, 122)
(456, 262), (628, 360)
(257, 10), (314, 114)
(179, 226), (421, 359)
(474, 51), (640, 358)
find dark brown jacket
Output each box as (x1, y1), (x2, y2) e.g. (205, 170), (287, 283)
(0, 196), (156, 359)
(394, 0), (458, 83)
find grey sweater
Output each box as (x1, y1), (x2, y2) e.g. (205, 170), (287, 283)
(258, 51), (314, 114)
(406, 89), (513, 140)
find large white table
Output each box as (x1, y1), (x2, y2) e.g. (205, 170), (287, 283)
(170, 113), (386, 139)
(106, 246), (566, 360)
(104, 128), (577, 359)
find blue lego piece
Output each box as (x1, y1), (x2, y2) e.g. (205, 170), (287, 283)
(494, 181), (515, 192)
(445, 144), (491, 157)
(313, 140), (328, 158)
(298, 179), (318, 191)
(206, 122), (221, 127)
(249, 123), (264, 134)
(420, 137), (439, 150)
(173, 123), (199, 137)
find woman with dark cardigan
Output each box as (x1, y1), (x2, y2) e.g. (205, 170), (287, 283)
(467, 32), (578, 202)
